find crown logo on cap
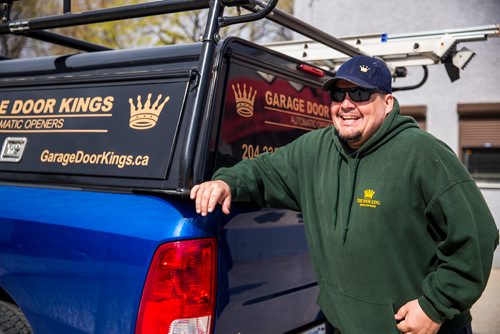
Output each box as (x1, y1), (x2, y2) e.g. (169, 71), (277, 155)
(128, 93), (169, 130)
(360, 65), (370, 73)
(364, 189), (375, 199)
(232, 83), (257, 118)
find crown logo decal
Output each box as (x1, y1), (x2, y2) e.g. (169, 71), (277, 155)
(360, 65), (370, 73)
(232, 83), (257, 118)
(129, 93), (170, 130)
(364, 189), (375, 199)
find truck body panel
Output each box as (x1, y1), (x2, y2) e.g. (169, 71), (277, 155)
(0, 185), (322, 333)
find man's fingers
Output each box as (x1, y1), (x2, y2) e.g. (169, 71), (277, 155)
(395, 302), (409, 320)
(222, 195), (232, 214)
(396, 320), (409, 333)
(195, 183), (214, 215)
(199, 184), (215, 216)
(395, 303), (408, 332)
(190, 184), (200, 200)
(194, 184), (205, 214)
(207, 188), (223, 214)
(192, 180), (231, 216)
(394, 299), (441, 334)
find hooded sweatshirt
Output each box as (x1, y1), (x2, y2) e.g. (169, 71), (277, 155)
(213, 99), (499, 333)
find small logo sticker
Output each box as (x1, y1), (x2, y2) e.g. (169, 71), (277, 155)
(232, 83), (257, 118)
(0, 137), (27, 162)
(357, 188), (381, 208)
(129, 93), (170, 130)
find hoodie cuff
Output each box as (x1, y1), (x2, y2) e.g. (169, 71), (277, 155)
(418, 296), (445, 324)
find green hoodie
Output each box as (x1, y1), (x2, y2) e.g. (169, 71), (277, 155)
(213, 99), (499, 333)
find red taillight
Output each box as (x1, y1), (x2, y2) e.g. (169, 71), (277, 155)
(135, 238), (217, 334)
(298, 63), (326, 77)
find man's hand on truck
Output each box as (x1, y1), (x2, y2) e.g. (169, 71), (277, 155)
(190, 180), (232, 216)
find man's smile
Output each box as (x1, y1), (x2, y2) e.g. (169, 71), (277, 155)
(338, 114), (362, 125)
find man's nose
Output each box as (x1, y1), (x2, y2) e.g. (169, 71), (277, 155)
(341, 95), (356, 109)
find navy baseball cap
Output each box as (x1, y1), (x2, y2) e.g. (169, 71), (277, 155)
(322, 55), (392, 93)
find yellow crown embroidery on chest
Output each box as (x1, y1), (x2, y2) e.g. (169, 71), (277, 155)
(357, 188), (381, 208)
(364, 189), (375, 199)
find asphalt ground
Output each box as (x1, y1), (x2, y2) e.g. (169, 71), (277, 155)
(470, 267), (500, 333)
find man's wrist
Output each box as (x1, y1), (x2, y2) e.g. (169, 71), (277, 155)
(417, 295), (445, 324)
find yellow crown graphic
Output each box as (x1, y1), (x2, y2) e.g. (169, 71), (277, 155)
(232, 83), (257, 118)
(129, 93), (170, 130)
(360, 65), (370, 73)
(364, 189), (375, 199)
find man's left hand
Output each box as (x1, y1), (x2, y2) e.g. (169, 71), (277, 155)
(395, 299), (442, 334)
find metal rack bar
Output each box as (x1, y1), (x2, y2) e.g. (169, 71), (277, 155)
(0, 0), (210, 34)
(27, 31), (111, 51)
(243, 0), (365, 57)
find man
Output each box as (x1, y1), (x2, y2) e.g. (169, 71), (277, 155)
(190, 56), (499, 334)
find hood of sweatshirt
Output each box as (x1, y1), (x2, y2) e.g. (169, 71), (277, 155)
(330, 98), (419, 241)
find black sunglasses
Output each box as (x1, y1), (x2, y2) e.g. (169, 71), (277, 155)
(330, 87), (378, 102)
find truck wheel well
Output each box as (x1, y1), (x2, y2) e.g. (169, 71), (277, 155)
(0, 287), (15, 305)
(0, 299), (33, 334)
(0, 288), (32, 334)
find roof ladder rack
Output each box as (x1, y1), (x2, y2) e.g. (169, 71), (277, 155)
(264, 24), (500, 82)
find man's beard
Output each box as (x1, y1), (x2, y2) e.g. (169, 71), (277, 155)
(337, 129), (362, 144)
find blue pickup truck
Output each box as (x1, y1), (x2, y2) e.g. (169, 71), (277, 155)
(0, 1), (342, 333)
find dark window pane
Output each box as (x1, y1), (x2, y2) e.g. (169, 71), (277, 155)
(463, 147), (500, 182)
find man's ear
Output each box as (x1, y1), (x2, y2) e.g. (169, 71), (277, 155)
(384, 94), (394, 115)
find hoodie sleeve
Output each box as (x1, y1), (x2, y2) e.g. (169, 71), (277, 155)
(212, 136), (304, 211)
(416, 146), (499, 322)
